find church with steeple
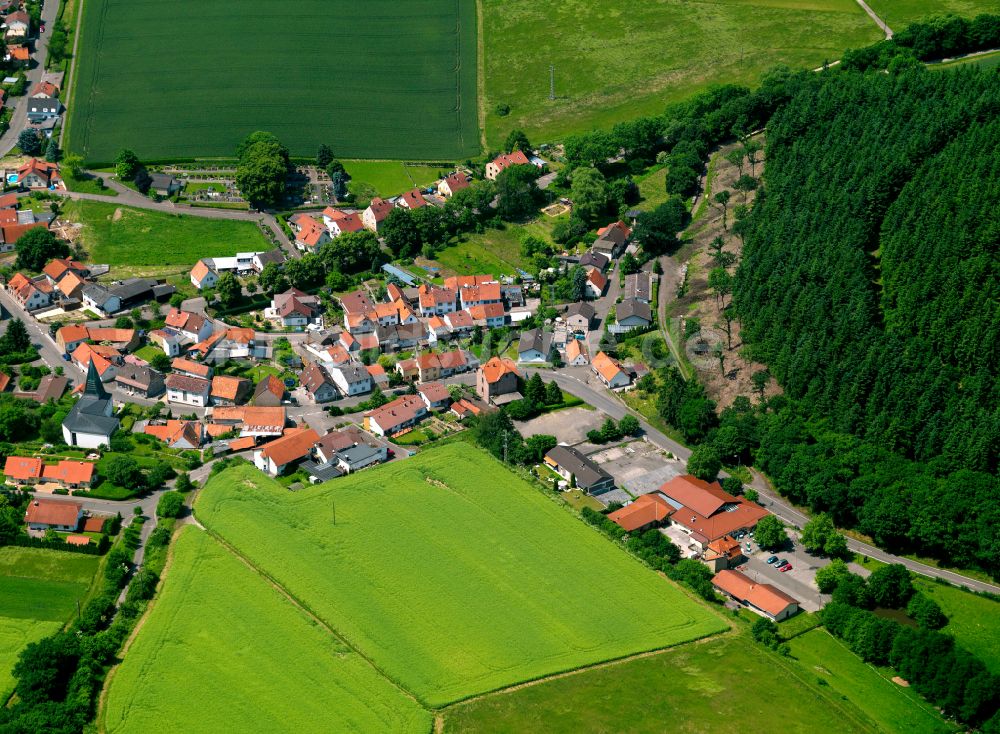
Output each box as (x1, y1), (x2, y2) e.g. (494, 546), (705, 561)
(62, 361), (120, 448)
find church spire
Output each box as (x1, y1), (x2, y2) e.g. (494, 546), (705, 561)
(83, 359), (109, 399)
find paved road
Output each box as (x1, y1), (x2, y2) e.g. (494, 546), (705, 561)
(0, 0), (61, 155)
(854, 0), (893, 38)
(533, 367), (1000, 595)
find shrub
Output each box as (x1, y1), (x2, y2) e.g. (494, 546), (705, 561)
(156, 491), (184, 519)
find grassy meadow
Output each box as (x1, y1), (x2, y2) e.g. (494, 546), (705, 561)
(787, 629), (954, 734)
(344, 161), (445, 200)
(913, 579), (1000, 674)
(0, 547), (100, 700)
(67, 0), (478, 162)
(195, 444), (726, 706)
(62, 200), (269, 266)
(864, 0), (998, 27)
(103, 528), (430, 734)
(482, 0), (882, 147)
(443, 635), (883, 733)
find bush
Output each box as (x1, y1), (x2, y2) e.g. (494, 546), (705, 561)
(906, 592), (947, 630)
(155, 491), (184, 519)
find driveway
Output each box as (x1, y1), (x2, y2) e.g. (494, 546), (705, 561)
(514, 405), (603, 443)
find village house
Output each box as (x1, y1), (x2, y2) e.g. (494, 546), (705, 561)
(476, 356), (520, 404)
(468, 303), (506, 329)
(395, 357), (418, 382)
(417, 284), (457, 316)
(54, 271), (87, 302)
(624, 271), (653, 304)
(417, 381), (451, 411)
(443, 309), (474, 338)
(329, 362), (372, 397)
(484, 150), (532, 180)
(83, 327), (140, 353)
(4, 456), (42, 485)
(396, 188), (428, 210)
(518, 328), (553, 363)
(321, 207), (365, 237)
(592, 220), (632, 259)
(43, 258), (88, 285)
(82, 278), (174, 317)
(62, 362), (119, 448)
(252, 374), (285, 407)
(31, 80), (60, 99)
(165, 373), (211, 407)
(544, 445), (615, 495)
(41, 461), (96, 490)
(712, 569), (800, 621)
(303, 428), (387, 480)
(616, 298), (653, 331)
(451, 397), (488, 420)
(267, 287), (322, 328)
(164, 308), (214, 344)
(252, 249), (286, 272)
(703, 536), (745, 572)
(301, 361), (338, 403)
(290, 213), (331, 253)
(26, 97), (61, 123)
(171, 357), (213, 380)
(437, 171), (471, 197)
(592, 351), (631, 389)
(459, 282), (502, 310)
(71, 343), (121, 382)
(579, 251), (610, 272)
(564, 337), (589, 366)
(376, 321), (425, 352)
(565, 302), (596, 333)
(149, 173), (182, 197)
(208, 406), (286, 438)
(191, 328), (267, 362)
(362, 197), (394, 232)
(13, 374), (67, 405)
(7, 272), (53, 310)
(190, 259), (218, 290)
(55, 324), (89, 354)
(144, 420), (205, 450)
(365, 394), (428, 437)
(253, 427), (320, 476)
(114, 364), (165, 398)
(4, 10), (29, 39)
(211, 375), (252, 406)
(15, 158), (63, 190)
(585, 268), (608, 299)
(25, 499), (83, 533)
(366, 363), (389, 388)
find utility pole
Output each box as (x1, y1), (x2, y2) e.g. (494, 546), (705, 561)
(549, 64), (556, 101)
(503, 431), (509, 464)
(332, 499), (336, 526)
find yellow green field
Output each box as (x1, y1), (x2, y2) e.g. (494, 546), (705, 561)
(103, 528), (430, 733)
(195, 444), (726, 706)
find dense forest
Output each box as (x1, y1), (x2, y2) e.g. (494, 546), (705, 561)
(733, 65), (999, 573)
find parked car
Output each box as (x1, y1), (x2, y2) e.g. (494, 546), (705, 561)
(775, 559), (787, 568)
(766, 556), (778, 564)
(780, 563), (793, 572)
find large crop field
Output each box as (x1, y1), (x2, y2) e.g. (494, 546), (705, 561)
(66, 0), (479, 163)
(481, 0), (882, 147)
(0, 547), (100, 699)
(195, 444), (726, 706)
(443, 635), (890, 733)
(62, 200), (270, 267)
(103, 528), (430, 733)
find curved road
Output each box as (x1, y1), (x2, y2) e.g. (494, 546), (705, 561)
(532, 367), (1000, 596)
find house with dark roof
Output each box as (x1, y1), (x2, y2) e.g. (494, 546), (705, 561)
(565, 302), (596, 332)
(252, 249), (286, 273)
(329, 362), (372, 397)
(301, 361), (337, 403)
(616, 298), (652, 330)
(544, 445), (615, 495)
(114, 364), (165, 398)
(149, 173), (181, 197)
(517, 328), (552, 363)
(592, 220), (631, 258)
(579, 251), (610, 272)
(624, 271), (653, 304)
(165, 373), (211, 407)
(62, 362), (118, 448)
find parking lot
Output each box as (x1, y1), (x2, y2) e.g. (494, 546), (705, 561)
(515, 406), (604, 444)
(591, 440), (684, 496)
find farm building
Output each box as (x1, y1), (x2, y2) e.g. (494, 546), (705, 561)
(712, 569), (799, 621)
(544, 445), (615, 495)
(25, 499), (83, 532)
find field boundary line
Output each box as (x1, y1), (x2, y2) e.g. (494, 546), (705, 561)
(58, 0), (87, 148)
(94, 524), (181, 733)
(196, 523), (428, 710)
(474, 0), (487, 152)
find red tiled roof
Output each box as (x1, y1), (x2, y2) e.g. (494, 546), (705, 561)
(592, 351), (625, 383)
(398, 188), (427, 209)
(4, 456), (42, 480)
(712, 569), (798, 616)
(42, 460), (95, 485)
(490, 150), (530, 173)
(480, 356), (519, 384)
(171, 358), (211, 378)
(25, 499), (80, 526)
(608, 493), (673, 532)
(259, 427), (320, 466)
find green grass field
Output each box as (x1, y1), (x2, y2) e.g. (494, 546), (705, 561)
(787, 629), (953, 734)
(864, 0), (997, 27)
(482, 0), (881, 148)
(62, 200), (269, 266)
(444, 635), (884, 733)
(345, 161), (445, 199)
(913, 580), (1000, 674)
(0, 547), (101, 700)
(103, 528), (430, 734)
(195, 444), (726, 706)
(67, 0), (479, 163)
